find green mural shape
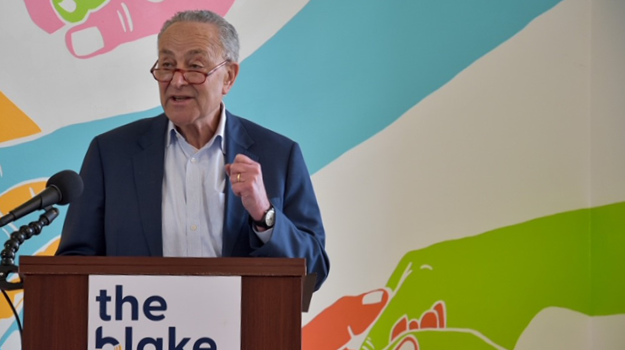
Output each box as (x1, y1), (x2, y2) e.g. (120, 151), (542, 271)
(362, 202), (625, 350)
(391, 331), (501, 350)
(53, 0), (108, 23)
(591, 201), (625, 315)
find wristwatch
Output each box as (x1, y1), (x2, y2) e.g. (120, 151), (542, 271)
(253, 206), (275, 229)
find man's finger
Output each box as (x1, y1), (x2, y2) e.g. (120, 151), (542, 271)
(233, 153), (255, 164)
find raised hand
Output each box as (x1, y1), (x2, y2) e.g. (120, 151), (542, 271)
(225, 154), (271, 224)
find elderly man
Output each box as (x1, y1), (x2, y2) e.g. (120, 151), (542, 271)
(56, 10), (329, 290)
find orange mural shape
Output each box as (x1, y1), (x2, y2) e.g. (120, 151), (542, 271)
(0, 90), (41, 143)
(303, 289), (390, 350)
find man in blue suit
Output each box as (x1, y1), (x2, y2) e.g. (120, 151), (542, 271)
(56, 10), (329, 290)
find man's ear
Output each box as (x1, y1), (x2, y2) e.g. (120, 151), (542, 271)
(222, 62), (240, 95)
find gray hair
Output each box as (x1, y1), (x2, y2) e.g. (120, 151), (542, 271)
(158, 10), (240, 63)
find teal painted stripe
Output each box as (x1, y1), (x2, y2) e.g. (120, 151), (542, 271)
(226, 0), (563, 172)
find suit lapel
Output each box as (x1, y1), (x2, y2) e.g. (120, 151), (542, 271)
(133, 115), (168, 256)
(223, 111), (257, 257)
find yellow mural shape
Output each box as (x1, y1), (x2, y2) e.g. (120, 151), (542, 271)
(0, 90), (41, 143)
(0, 290), (22, 319)
(38, 237), (61, 256)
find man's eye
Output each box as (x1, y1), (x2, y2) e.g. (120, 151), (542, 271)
(160, 63), (174, 68)
(190, 64), (204, 70)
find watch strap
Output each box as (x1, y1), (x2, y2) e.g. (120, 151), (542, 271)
(253, 206), (274, 229)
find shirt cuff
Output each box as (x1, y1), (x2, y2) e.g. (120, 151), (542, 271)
(253, 226), (274, 244)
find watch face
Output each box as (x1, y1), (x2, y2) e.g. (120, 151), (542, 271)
(266, 207), (276, 227)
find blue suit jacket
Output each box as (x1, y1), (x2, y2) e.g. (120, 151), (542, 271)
(57, 112), (329, 290)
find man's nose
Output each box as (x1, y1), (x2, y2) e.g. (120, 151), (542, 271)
(170, 70), (188, 87)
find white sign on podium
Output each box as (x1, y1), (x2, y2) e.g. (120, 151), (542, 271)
(88, 275), (241, 350)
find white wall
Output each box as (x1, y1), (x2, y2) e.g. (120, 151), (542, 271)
(590, 0), (625, 349)
(590, 0), (625, 207)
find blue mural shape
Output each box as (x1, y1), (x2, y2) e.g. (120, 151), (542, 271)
(227, 0), (563, 172)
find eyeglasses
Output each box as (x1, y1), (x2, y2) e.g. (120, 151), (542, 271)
(150, 60), (229, 84)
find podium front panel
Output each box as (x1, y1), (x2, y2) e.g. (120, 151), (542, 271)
(20, 256), (305, 350)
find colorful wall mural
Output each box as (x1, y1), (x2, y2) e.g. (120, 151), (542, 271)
(304, 203), (625, 350)
(1, 0), (624, 349)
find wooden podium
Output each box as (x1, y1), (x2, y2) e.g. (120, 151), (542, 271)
(19, 256), (310, 350)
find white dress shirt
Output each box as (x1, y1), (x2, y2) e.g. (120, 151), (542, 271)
(161, 110), (227, 257)
(161, 107), (273, 257)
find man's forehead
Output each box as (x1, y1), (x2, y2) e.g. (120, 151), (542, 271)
(160, 21), (217, 40)
(158, 22), (220, 57)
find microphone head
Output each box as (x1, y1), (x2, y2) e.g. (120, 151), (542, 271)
(46, 170), (84, 205)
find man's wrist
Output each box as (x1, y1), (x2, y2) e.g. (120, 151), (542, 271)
(252, 205), (275, 229)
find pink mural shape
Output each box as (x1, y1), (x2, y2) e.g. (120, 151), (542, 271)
(23, 0), (65, 34)
(23, 0), (235, 59)
(66, 0), (234, 59)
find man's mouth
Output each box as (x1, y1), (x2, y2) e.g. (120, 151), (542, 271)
(171, 96), (192, 102)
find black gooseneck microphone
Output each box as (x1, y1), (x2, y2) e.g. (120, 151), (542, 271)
(0, 170), (83, 345)
(0, 169), (83, 269)
(0, 170), (82, 285)
(0, 170), (84, 228)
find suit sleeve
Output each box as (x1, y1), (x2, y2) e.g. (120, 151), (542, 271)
(249, 142), (330, 291)
(56, 138), (106, 256)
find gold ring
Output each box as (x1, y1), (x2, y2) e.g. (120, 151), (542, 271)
(237, 173), (241, 183)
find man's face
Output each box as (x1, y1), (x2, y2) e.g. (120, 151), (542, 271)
(157, 21), (238, 130)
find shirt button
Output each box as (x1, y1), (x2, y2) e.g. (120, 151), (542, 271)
(190, 225), (197, 231)
(191, 158), (197, 164)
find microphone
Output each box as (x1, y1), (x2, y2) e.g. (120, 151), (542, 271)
(0, 170), (83, 227)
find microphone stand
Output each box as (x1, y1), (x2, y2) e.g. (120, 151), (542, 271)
(0, 207), (59, 291)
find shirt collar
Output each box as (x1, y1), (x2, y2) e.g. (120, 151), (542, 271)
(165, 104), (227, 154)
